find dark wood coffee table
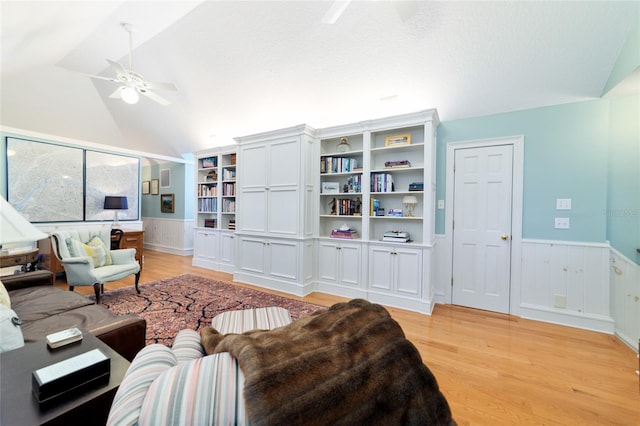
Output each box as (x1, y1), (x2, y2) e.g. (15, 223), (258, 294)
(0, 330), (130, 426)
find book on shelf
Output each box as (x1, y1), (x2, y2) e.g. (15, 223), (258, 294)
(321, 156), (359, 174)
(383, 231), (411, 243)
(408, 182), (424, 191)
(330, 229), (359, 239)
(384, 230), (409, 238)
(384, 160), (411, 168)
(371, 173), (394, 192)
(382, 236), (410, 242)
(227, 219), (236, 230)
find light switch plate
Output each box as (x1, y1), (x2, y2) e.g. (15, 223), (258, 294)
(437, 200), (445, 209)
(556, 198), (572, 210)
(555, 217), (570, 229)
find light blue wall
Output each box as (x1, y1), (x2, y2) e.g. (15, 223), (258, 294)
(142, 161), (193, 220)
(436, 100), (610, 243)
(607, 93), (640, 263)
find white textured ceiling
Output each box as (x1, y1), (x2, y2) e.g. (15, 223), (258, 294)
(1, 1), (638, 160)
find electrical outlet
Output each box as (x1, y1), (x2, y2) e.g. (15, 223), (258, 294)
(554, 295), (567, 308)
(556, 198), (572, 210)
(437, 200), (445, 209)
(554, 217), (570, 229)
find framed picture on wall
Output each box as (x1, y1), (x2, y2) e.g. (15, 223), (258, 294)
(160, 193), (174, 213)
(160, 169), (171, 188)
(142, 180), (150, 195)
(151, 179), (159, 195)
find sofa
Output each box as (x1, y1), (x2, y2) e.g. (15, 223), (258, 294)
(107, 300), (455, 425)
(1, 270), (146, 361)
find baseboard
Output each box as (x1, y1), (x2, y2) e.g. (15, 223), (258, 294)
(520, 303), (615, 334)
(143, 243), (192, 256)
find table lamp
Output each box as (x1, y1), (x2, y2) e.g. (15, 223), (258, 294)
(104, 196), (128, 227)
(403, 195), (418, 217)
(0, 196), (48, 252)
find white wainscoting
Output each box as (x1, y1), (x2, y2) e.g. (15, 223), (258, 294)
(142, 217), (194, 256)
(433, 234), (449, 305)
(520, 239), (613, 333)
(610, 248), (640, 351)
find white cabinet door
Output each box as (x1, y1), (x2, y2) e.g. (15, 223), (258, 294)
(368, 244), (422, 296)
(238, 144), (268, 233)
(318, 240), (361, 287)
(338, 243), (361, 287)
(268, 239), (298, 281)
(318, 241), (340, 284)
(238, 135), (304, 237)
(193, 228), (219, 269)
(219, 231), (235, 267)
(238, 236), (267, 275)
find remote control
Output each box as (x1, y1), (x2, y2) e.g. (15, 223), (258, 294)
(46, 328), (83, 349)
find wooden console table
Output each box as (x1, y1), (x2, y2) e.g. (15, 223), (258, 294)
(0, 248), (39, 270)
(38, 230), (144, 282)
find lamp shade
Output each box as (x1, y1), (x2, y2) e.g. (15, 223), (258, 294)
(104, 196), (128, 210)
(402, 196), (417, 205)
(0, 196), (48, 245)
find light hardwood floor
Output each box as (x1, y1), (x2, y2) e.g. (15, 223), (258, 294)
(56, 250), (640, 425)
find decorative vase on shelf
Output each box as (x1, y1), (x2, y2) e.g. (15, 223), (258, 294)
(336, 137), (351, 153)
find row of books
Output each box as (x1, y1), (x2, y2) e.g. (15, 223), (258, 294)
(222, 183), (236, 196)
(222, 169), (236, 180)
(370, 198), (384, 216)
(198, 184), (218, 197)
(198, 198), (217, 212)
(321, 156), (360, 174)
(330, 198), (362, 216)
(371, 173), (394, 193)
(222, 199), (236, 213)
(345, 174), (362, 193)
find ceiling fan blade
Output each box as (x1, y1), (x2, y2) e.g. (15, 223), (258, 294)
(109, 87), (124, 99)
(106, 59), (129, 79)
(139, 89), (171, 106)
(144, 81), (178, 92)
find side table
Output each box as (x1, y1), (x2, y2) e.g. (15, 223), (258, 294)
(0, 248), (39, 271)
(0, 330), (130, 426)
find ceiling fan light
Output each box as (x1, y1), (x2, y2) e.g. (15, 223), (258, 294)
(121, 86), (139, 104)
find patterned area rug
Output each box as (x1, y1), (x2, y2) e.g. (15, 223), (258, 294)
(92, 274), (325, 346)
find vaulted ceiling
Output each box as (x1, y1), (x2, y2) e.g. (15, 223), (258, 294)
(1, 1), (638, 160)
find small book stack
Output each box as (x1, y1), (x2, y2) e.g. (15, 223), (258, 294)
(383, 231), (410, 243)
(330, 227), (359, 239)
(384, 160), (411, 168)
(228, 219), (236, 230)
(408, 182), (424, 191)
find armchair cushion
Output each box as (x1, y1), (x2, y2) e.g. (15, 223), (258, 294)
(67, 237), (107, 268)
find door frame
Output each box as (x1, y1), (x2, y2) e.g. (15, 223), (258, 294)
(444, 136), (524, 315)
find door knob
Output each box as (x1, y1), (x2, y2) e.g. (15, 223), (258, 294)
(501, 234), (509, 241)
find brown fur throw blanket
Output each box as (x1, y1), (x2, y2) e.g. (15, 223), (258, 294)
(200, 299), (455, 425)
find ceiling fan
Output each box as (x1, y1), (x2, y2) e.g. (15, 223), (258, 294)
(85, 23), (177, 106)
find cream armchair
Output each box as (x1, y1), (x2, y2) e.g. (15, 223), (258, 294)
(50, 229), (140, 303)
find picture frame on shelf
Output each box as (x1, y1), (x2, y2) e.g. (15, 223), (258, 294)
(142, 180), (150, 195)
(385, 133), (411, 147)
(150, 179), (159, 195)
(321, 181), (340, 194)
(161, 193), (175, 213)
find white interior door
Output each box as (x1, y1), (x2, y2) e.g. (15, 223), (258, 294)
(452, 144), (513, 313)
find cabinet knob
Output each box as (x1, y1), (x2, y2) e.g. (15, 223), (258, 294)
(501, 234), (509, 241)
